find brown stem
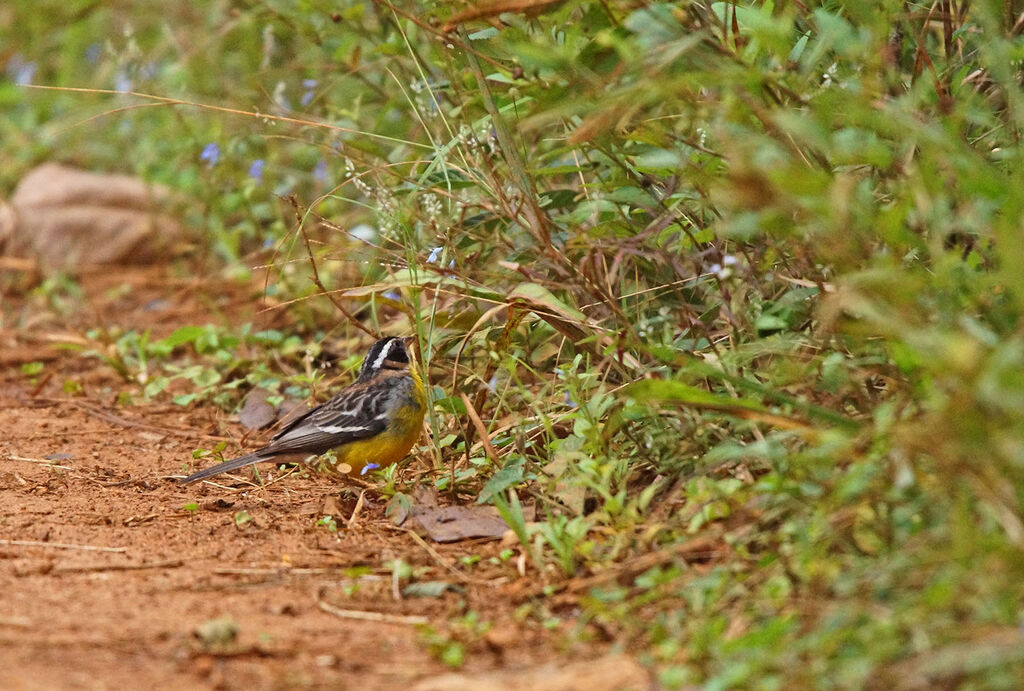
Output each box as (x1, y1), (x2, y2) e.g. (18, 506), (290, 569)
(287, 195), (377, 338)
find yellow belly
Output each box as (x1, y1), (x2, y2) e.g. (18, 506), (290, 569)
(334, 422), (422, 475)
(333, 374), (426, 476)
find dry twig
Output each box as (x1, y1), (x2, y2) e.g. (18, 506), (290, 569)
(0, 539), (127, 553)
(403, 527), (503, 587)
(316, 598), (428, 625)
(54, 558), (184, 573)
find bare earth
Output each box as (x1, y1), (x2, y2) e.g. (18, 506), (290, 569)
(0, 267), (641, 690)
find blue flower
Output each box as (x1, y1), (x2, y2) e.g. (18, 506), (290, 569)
(6, 55), (36, 86)
(313, 158), (328, 182)
(85, 44), (101, 64)
(200, 142), (220, 168)
(248, 159), (265, 181)
(383, 291), (400, 301)
(301, 79), (317, 107)
(426, 246), (442, 264)
(114, 71), (132, 93)
(360, 463), (380, 476)
(563, 390), (578, 409)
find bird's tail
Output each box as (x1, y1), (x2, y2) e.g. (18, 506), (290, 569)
(179, 451), (269, 485)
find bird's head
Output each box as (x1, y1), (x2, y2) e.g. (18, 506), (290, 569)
(359, 336), (412, 381)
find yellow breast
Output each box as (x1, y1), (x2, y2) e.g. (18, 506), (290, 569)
(335, 366), (426, 475)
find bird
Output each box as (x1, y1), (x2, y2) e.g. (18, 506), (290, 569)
(179, 336), (426, 485)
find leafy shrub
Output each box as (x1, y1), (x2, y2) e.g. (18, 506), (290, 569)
(6, 0), (1024, 684)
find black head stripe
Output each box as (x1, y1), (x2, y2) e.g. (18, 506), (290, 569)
(360, 338), (392, 379)
(359, 337), (408, 380)
(386, 340), (409, 364)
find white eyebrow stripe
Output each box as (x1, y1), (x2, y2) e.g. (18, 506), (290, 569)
(371, 339), (396, 370)
(317, 424), (371, 434)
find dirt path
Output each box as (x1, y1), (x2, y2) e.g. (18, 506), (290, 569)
(0, 267), (615, 690)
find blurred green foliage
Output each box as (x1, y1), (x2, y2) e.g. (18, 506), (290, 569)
(5, 0), (1024, 685)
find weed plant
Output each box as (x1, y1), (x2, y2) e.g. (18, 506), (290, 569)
(4, 1), (1024, 685)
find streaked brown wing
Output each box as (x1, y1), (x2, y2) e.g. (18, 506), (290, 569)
(262, 378), (389, 456)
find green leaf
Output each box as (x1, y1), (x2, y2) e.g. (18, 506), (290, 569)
(755, 314), (788, 333)
(192, 367), (222, 388)
(624, 379), (769, 413)
(402, 581), (464, 598)
(435, 395), (468, 415)
(478, 459), (525, 504)
(469, 28), (499, 40)
(250, 329), (284, 344)
(440, 641), (464, 668)
(507, 283), (590, 338)
(606, 186), (656, 208)
(20, 361), (44, 376)
(144, 376), (170, 398)
(160, 325), (206, 348)
(386, 492), (413, 524)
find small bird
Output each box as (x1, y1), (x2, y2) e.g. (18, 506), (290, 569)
(180, 336), (426, 485)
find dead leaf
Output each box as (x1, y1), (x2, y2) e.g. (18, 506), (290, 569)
(321, 495), (342, 517)
(412, 485), (441, 510)
(410, 505), (510, 543)
(567, 106), (627, 145)
(239, 389), (277, 431)
(199, 498), (235, 512)
(275, 398), (307, 425)
(542, 457), (585, 514)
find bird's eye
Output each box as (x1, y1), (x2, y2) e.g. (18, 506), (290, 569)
(389, 342), (409, 363)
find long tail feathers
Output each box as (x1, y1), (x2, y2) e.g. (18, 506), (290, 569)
(179, 452), (269, 485)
